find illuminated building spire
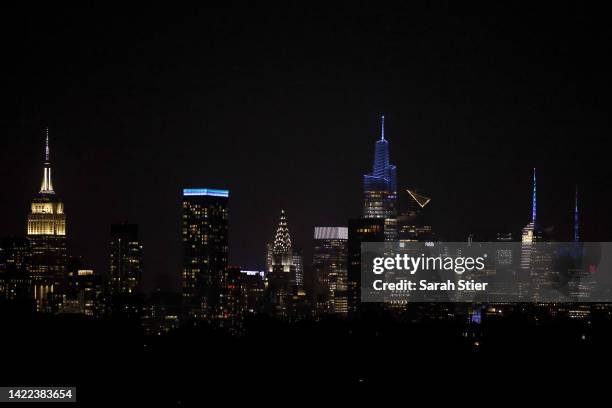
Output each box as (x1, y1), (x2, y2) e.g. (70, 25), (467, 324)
(363, 115), (397, 221)
(371, 116), (390, 179)
(574, 185), (580, 242)
(40, 127), (54, 194)
(531, 167), (537, 224)
(273, 209), (292, 254)
(45, 127), (50, 163)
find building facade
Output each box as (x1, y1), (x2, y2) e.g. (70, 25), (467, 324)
(109, 222), (143, 295)
(0, 237), (31, 305)
(266, 210), (306, 319)
(521, 168), (543, 272)
(363, 116), (398, 241)
(62, 256), (103, 317)
(27, 129), (67, 312)
(181, 188), (229, 321)
(397, 189), (434, 243)
(347, 218), (385, 314)
(312, 227), (348, 316)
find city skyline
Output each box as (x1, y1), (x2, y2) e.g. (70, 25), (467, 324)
(4, 119), (604, 290)
(2, 4), (612, 401)
(3, 3), (611, 292)
(0, 124), (599, 294)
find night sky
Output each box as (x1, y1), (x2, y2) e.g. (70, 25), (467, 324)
(2, 3), (611, 291)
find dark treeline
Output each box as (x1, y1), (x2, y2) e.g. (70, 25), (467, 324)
(3, 304), (612, 405)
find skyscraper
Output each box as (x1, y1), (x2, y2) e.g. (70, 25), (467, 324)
(219, 265), (244, 330)
(109, 223), (143, 295)
(521, 168), (542, 273)
(240, 270), (265, 315)
(272, 210), (293, 274)
(313, 227), (348, 316)
(266, 210), (305, 318)
(181, 188), (229, 320)
(265, 243), (274, 274)
(347, 218), (385, 314)
(63, 256), (103, 317)
(0, 237), (31, 304)
(363, 115), (398, 240)
(574, 185), (580, 242)
(519, 168), (553, 303)
(292, 249), (304, 288)
(397, 189), (434, 243)
(27, 129), (67, 312)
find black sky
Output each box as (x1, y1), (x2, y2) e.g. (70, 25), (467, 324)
(2, 2), (611, 291)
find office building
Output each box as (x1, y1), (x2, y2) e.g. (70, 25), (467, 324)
(109, 223), (143, 295)
(266, 210), (305, 318)
(27, 129), (67, 312)
(398, 189), (434, 243)
(313, 227), (348, 316)
(181, 188), (229, 320)
(363, 116), (398, 241)
(0, 237), (31, 304)
(347, 218), (384, 314)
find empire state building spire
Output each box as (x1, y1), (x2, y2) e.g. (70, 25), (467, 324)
(40, 127), (54, 194)
(28, 127), (66, 312)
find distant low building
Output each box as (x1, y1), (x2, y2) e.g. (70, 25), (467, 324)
(0, 237), (31, 307)
(141, 290), (182, 335)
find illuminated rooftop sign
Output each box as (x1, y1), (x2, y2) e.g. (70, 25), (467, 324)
(241, 270), (265, 278)
(183, 188), (229, 197)
(314, 227), (348, 240)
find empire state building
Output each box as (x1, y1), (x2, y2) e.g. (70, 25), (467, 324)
(27, 129), (67, 311)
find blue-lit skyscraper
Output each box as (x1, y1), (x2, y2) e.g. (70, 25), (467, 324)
(521, 168), (543, 280)
(521, 168), (541, 245)
(363, 115), (398, 239)
(363, 115), (397, 199)
(574, 185), (580, 242)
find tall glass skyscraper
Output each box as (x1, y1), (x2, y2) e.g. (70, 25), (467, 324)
(347, 218), (384, 314)
(27, 129), (67, 312)
(313, 227), (348, 316)
(363, 116), (398, 240)
(364, 117), (396, 189)
(181, 188), (229, 320)
(109, 222), (143, 295)
(521, 168), (542, 272)
(574, 185), (580, 243)
(520, 168), (550, 302)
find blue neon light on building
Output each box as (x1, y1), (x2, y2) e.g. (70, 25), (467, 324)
(183, 188), (229, 197)
(363, 115), (397, 193)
